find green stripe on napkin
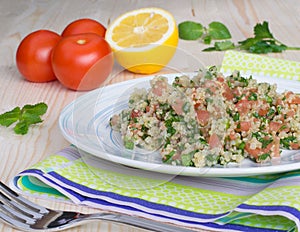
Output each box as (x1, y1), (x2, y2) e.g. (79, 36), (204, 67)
(221, 50), (300, 80)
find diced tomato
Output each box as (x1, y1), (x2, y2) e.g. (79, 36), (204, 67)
(291, 95), (300, 104)
(269, 121), (282, 132)
(172, 98), (184, 115)
(221, 82), (234, 100)
(204, 80), (219, 93)
(235, 99), (251, 115)
(245, 142), (272, 160)
(287, 110), (295, 117)
(245, 143), (260, 159)
(236, 121), (251, 132)
(284, 91), (294, 100)
(232, 87), (240, 97)
(217, 77), (224, 82)
(196, 109), (210, 126)
(258, 107), (269, 116)
(209, 133), (222, 149)
(146, 104), (157, 113)
(194, 102), (201, 110)
(130, 109), (141, 118)
(290, 143), (300, 149)
(229, 131), (237, 140)
(152, 79), (167, 96)
(152, 87), (162, 96)
(276, 98), (283, 106)
(283, 91), (300, 104)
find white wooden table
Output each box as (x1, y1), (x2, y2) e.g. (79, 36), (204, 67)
(1, 0), (300, 231)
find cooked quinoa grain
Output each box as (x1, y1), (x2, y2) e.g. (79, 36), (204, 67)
(110, 67), (300, 167)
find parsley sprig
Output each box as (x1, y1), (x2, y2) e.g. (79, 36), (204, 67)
(0, 102), (48, 135)
(178, 21), (300, 54)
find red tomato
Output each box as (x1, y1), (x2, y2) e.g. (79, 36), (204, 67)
(235, 99), (251, 115)
(196, 109), (210, 126)
(16, 30), (61, 82)
(51, 33), (113, 91)
(209, 133), (222, 149)
(61, 18), (106, 37)
(236, 121), (251, 132)
(290, 95), (300, 104)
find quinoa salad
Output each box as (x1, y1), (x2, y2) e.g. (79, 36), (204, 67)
(109, 67), (300, 168)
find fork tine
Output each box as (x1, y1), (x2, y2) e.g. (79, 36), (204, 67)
(0, 181), (48, 215)
(0, 187), (42, 220)
(0, 208), (32, 231)
(0, 198), (36, 224)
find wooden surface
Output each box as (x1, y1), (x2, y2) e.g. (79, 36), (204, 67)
(1, 0), (300, 231)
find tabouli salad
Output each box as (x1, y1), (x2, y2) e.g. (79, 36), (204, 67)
(110, 67), (300, 167)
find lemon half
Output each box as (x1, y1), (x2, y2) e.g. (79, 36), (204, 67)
(105, 8), (178, 74)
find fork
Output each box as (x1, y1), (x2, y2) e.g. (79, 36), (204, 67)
(0, 181), (195, 232)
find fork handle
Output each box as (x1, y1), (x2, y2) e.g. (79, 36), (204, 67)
(83, 212), (196, 232)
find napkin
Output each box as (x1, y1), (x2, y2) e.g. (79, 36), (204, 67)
(12, 51), (300, 232)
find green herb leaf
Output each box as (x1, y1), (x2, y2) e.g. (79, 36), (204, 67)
(0, 102), (48, 135)
(280, 136), (297, 149)
(203, 34), (212, 44)
(248, 92), (258, 101)
(252, 41), (287, 54)
(178, 21), (203, 40)
(254, 21), (273, 39)
(14, 120), (29, 135)
(22, 102), (48, 116)
(181, 152), (194, 166)
(203, 40), (235, 51)
(238, 21), (288, 54)
(22, 113), (43, 125)
(207, 22), (231, 40)
(258, 153), (271, 161)
(215, 41), (235, 50)
(202, 46), (217, 52)
(238, 37), (260, 50)
(124, 136), (134, 149)
(0, 107), (21, 127)
(163, 150), (176, 163)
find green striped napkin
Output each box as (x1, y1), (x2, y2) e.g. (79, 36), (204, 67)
(12, 51), (300, 232)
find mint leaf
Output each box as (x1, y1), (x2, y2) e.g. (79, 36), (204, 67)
(0, 107), (21, 127)
(254, 21), (273, 39)
(22, 102), (48, 116)
(203, 34), (212, 44)
(203, 41), (235, 52)
(202, 46), (217, 52)
(178, 21), (203, 40)
(207, 22), (231, 40)
(14, 120), (29, 135)
(0, 102), (48, 134)
(214, 41), (236, 50)
(22, 113), (43, 125)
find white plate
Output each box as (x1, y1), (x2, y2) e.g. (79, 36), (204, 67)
(59, 72), (300, 177)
